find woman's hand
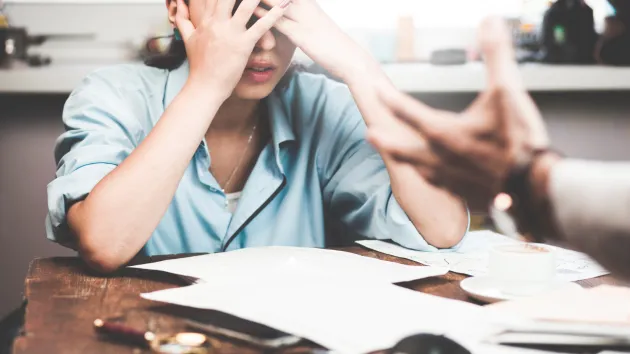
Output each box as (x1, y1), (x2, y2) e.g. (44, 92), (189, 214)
(175, 0), (291, 98)
(253, 0), (374, 82)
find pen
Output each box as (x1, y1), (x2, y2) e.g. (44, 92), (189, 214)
(93, 318), (155, 347)
(94, 318), (211, 353)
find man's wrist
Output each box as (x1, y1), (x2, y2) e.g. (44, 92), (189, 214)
(501, 149), (562, 242)
(525, 151), (562, 241)
(529, 151), (560, 209)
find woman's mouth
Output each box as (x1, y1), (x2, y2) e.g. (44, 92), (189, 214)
(244, 66), (276, 84)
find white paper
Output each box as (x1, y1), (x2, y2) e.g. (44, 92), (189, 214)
(134, 245), (560, 354)
(131, 246), (449, 284)
(142, 280), (497, 354)
(357, 231), (609, 282)
(141, 280), (560, 354)
(130, 246), (482, 353)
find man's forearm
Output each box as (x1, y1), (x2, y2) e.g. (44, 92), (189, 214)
(530, 156), (630, 280)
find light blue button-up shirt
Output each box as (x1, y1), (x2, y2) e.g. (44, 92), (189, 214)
(45, 61), (468, 256)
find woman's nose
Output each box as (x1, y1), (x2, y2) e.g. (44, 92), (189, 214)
(254, 30), (276, 52)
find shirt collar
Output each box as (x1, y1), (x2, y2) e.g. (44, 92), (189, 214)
(163, 61), (296, 169)
(163, 60), (190, 110)
(265, 88), (296, 150)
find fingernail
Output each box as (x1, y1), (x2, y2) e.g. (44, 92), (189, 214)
(280, 0), (292, 9)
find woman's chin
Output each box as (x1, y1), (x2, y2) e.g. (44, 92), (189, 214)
(232, 82), (277, 101)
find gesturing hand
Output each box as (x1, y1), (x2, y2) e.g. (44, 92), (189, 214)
(175, 0), (291, 98)
(368, 17), (550, 212)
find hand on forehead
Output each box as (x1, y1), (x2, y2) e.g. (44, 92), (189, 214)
(184, 0), (271, 28)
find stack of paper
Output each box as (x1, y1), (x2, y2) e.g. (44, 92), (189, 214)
(488, 285), (630, 325)
(484, 285), (630, 349)
(357, 231), (610, 282)
(132, 246), (522, 354)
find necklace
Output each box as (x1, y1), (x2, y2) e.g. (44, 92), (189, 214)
(220, 118), (258, 195)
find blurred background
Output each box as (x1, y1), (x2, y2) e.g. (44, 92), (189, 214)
(1, 0), (629, 319)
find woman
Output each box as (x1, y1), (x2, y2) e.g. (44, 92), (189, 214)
(46, 0), (469, 273)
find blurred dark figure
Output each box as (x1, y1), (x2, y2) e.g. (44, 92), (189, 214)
(540, 0), (598, 64)
(0, 302), (25, 354)
(595, 0), (630, 65)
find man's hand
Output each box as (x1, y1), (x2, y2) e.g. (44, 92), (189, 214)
(367, 17), (550, 212)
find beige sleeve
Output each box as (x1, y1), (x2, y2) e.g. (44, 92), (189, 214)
(549, 159), (630, 280)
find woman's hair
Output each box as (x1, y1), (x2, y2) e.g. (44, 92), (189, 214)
(609, 0), (630, 23)
(144, 0), (189, 70)
(144, 36), (187, 71)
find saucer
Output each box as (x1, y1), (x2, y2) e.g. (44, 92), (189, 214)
(460, 276), (582, 303)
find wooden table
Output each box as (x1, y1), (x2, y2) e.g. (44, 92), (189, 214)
(12, 247), (620, 354)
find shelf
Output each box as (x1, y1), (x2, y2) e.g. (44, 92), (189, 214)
(2, 61), (630, 94)
(0, 62), (124, 94)
(383, 62), (630, 93)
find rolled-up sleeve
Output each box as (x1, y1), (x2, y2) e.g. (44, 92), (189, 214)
(45, 71), (143, 249)
(550, 159), (630, 280)
(317, 84), (465, 251)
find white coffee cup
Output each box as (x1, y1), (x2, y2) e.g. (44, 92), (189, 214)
(488, 243), (557, 296)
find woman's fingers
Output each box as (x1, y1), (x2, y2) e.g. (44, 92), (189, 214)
(251, 5), (298, 34)
(201, 0), (216, 23)
(175, 0), (195, 42)
(259, 0), (298, 21)
(215, 0), (238, 19)
(247, 1), (294, 39)
(233, 0), (262, 25)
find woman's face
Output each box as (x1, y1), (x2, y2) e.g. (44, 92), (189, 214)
(171, 0), (297, 100)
